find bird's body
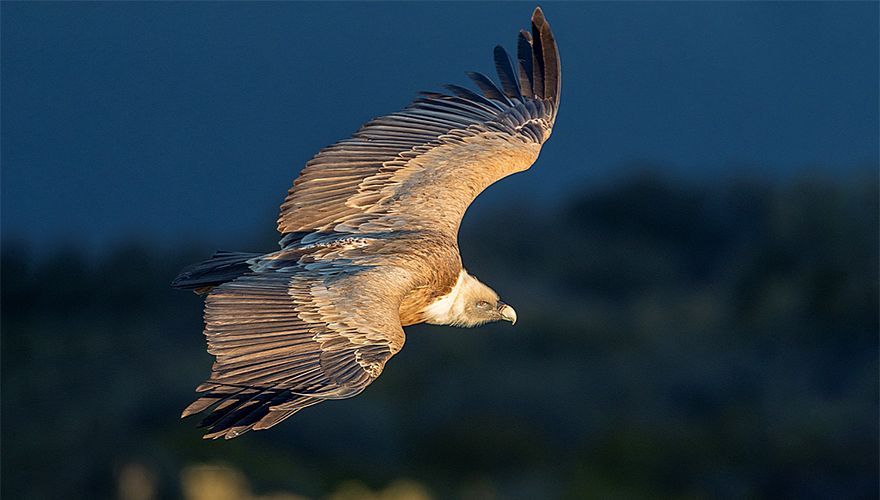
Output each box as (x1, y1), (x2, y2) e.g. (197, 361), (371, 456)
(252, 230), (462, 327)
(174, 7), (560, 439)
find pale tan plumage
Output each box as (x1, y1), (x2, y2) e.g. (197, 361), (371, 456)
(173, 7), (561, 439)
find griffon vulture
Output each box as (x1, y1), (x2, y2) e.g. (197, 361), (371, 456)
(173, 7), (561, 439)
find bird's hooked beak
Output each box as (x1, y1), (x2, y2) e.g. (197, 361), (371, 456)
(498, 303), (517, 325)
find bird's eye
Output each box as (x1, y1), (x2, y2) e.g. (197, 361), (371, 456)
(475, 301), (491, 310)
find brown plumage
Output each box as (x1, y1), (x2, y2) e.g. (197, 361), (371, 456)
(173, 7), (561, 439)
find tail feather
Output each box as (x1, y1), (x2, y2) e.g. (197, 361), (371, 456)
(172, 251), (261, 292)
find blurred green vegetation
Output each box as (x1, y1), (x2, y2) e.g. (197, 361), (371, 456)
(2, 171), (877, 499)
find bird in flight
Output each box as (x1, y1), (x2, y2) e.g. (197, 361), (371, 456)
(173, 7), (561, 439)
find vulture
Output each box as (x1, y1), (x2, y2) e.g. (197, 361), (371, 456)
(173, 7), (561, 439)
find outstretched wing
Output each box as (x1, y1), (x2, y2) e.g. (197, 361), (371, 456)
(182, 251), (412, 439)
(277, 7), (561, 241)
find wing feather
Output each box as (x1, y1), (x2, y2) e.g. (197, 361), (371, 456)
(517, 29), (534, 98)
(494, 45), (522, 100)
(533, 7), (561, 106)
(530, 15), (545, 99)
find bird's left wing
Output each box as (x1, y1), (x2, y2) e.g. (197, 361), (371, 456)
(277, 7), (560, 242)
(182, 252), (412, 439)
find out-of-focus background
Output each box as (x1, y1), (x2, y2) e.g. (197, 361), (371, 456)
(2, 2), (877, 499)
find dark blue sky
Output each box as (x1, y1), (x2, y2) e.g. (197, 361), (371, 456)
(2, 2), (877, 253)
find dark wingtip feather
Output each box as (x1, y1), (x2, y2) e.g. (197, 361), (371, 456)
(530, 16), (545, 99)
(493, 45), (521, 100)
(535, 7), (561, 107)
(517, 30), (534, 98)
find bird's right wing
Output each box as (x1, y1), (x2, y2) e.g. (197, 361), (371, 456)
(277, 7), (561, 243)
(182, 247), (413, 440)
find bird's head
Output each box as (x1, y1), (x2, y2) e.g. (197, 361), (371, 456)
(425, 271), (517, 327)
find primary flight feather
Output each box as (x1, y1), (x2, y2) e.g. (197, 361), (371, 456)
(173, 7), (561, 439)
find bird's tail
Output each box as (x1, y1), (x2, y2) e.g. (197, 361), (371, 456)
(171, 250), (261, 293)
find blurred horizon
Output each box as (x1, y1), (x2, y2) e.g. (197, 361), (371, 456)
(2, 164), (877, 262)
